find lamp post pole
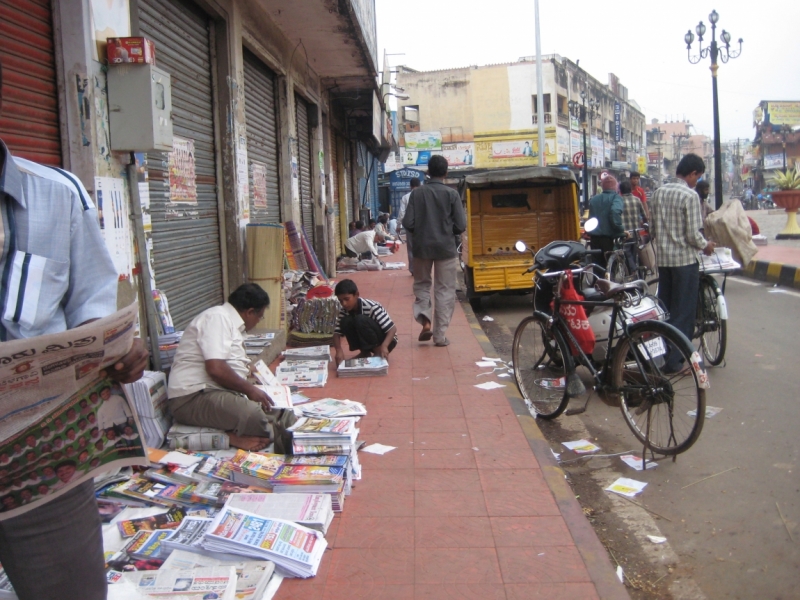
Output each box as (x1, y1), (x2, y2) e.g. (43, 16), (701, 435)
(685, 9), (742, 210)
(570, 96), (597, 211)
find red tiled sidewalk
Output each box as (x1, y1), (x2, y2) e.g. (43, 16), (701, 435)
(276, 248), (628, 600)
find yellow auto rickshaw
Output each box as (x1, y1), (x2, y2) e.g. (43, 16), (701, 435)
(461, 167), (580, 309)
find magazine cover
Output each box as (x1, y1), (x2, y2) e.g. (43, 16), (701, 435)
(0, 303), (149, 520)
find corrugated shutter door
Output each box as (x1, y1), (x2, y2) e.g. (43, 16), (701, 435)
(0, 0), (61, 165)
(330, 134), (342, 255)
(295, 94), (313, 241)
(139, 0), (224, 330)
(243, 49), (280, 223)
(344, 141), (354, 226)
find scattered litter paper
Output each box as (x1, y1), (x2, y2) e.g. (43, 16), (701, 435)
(361, 443), (396, 455)
(550, 449), (561, 461)
(647, 535), (667, 544)
(562, 439), (601, 454)
(688, 406), (723, 418)
(620, 454), (659, 471)
(482, 316), (494, 321)
(497, 373), (511, 378)
(475, 361), (497, 368)
(157, 451), (203, 468)
(539, 377), (566, 389)
(616, 565), (624, 582)
(481, 357), (503, 362)
(605, 477), (648, 498)
(474, 381), (506, 390)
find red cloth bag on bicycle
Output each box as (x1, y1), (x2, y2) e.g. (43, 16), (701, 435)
(556, 271), (595, 356)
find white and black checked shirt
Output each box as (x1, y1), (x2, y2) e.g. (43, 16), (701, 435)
(620, 193), (646, 232)
(0, 142), (117, 341)
(334, 298), (397, 343)
(650, 179), (707, 268)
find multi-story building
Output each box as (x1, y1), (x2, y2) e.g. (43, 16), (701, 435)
(752, 101), (800, 192)
(0, 0), (385, 333)
(394, 55), (646, 197)
(645, 119), (713, 186)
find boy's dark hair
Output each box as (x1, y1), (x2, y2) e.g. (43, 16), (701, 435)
(696, 180), (710, 192)
(228, 283), (270, 311)
(378, 214), (388, 224)
(410, 177), (421, 188)
(368, 219), (376, 227)
(334, 279), (358, 296)
(428, 155), (449, 177)
(630, 171), (640, 179)
(676, 153), (705, 177)
(619, 181), (632, 194)
(354, 220), (364, 229)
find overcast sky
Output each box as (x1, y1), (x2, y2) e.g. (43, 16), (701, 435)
(376, 0), (800, 141)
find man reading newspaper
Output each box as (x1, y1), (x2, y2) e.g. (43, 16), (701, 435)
(0, 60), (148, 600)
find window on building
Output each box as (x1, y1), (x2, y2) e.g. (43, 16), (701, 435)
(403, 105), (419, 123)
(557, 94), (567, 116)
(532, 93), (551, 114)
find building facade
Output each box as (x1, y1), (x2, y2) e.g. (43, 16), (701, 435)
(752, 100), (800, 192)
(0, 0), (384, 332)
(393, 55), (646, 195)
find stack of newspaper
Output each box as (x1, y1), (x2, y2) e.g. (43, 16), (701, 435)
(282, 345), (331, 362)
(337, 356), (389, 377)
(243, 333), (274, 356)
(166, 424), (230, 451)
(289, 417), (359, 454)
(268, 463), (346, 494)
(161, 550), (275, 600)
(299, 398), (367, 419)
(275, 361), (329, 388)
(109, 566), (238, 600)
(201, 506), (328, 578)
(123, 371), (172, 448)
(226, 492), (334, 534)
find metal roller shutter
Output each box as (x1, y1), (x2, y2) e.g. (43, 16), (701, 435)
(138, 0), (224, 330)
(330, 134), (342, 255)
(0, 0), (61, 165)
(243, 49), (280, 223)
(295, 94), (313, 242)
(344, 141), (354, 226)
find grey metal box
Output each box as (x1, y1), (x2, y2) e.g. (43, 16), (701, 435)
(107, 64), (173, 152)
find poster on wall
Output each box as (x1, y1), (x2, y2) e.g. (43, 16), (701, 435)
(291, 154), (300, 200)
(570, 131), (582, 158)
(95, 176), (132, 281)
(491, 140), (538, 159)
(236, 132), (250, 226)
(168, 137), (197, 204)
(404, 131), (442, 151)
(251, 161), (268, 209)
(557, 129), (570, 164)
(440, 143), (474, 168)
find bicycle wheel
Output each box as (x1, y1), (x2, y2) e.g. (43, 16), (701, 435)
(512, 315), (570, 419)
(612, 321), (705, 455)
(606, 254), (628, 284)
(698, 278), (727, 366)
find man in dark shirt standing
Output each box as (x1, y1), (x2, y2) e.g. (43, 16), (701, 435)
(402, 156), (466, 346)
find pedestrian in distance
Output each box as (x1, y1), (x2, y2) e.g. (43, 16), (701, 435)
(650, 153), (716, 373)
(0, 58), (149, 600)
(345, 227), (383, 260)
(398, 177), (421, 275)
(588, 175), (624, 270)
(332, 279), (398, 367)
(629, 171), (651, 222)
(402, 155), (467, 347)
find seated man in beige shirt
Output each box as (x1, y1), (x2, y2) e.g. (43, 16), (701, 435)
(167, 283), (295, 451)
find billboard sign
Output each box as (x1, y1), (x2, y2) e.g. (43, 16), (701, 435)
(614, 102), (621, 142)
(767, 102), (800, 126)
(763, 153), (784, 170)
(439, 143), (474, 168)
(404, 131), (442, 151)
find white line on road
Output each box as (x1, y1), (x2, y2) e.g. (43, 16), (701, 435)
(727, 277), (762, 286)
(768, 288), (800, 298)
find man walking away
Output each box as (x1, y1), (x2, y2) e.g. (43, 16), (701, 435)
(398, 177), (420, 275)
(588, 175), (624, 270)
(651, 153), (715, 372)
(402, 156), (466, 346)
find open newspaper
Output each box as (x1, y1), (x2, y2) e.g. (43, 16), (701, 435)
(108, 566), (237, 600)
(0, 303), (148, 520)
(161, 550), (275, 600)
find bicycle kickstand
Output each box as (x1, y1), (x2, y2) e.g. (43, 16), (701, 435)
(565, 385), (594, 416)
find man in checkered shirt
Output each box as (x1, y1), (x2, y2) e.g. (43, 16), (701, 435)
(651, 153), (715, 372)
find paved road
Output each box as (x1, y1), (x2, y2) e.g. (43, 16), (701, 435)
(469, 276), (800, 599)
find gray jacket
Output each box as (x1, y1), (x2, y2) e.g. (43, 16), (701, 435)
(401, 180), (466, 260)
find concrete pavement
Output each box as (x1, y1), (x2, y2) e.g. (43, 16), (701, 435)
(742, 209), (800, 288)
(275, 246), (628, 600)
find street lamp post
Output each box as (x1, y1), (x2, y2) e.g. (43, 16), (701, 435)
(569, 92), (599, 211)
(685, 9), (743, 209)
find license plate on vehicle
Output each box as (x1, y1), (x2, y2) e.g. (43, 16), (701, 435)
(639, 337), (666, 358)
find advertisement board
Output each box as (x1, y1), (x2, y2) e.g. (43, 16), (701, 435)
(767, 102), (800, 126)
(439, 143), (474, 168)
(763, 153), (785, 170)
(404, 131), (442, 151)
(556, 128), (570, 164)
(591, 137), (604, 168)
(474, 135), (556, 168)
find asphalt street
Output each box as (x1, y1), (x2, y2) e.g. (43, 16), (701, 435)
(469, 275), (800, 599)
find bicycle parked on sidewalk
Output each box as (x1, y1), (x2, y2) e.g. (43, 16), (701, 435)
(605, 227), (657, 285)
(693, 257), (733, 366)
(511, 232), (708, 457)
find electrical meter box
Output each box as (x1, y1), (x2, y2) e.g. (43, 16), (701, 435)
(108, 64), (173, 152)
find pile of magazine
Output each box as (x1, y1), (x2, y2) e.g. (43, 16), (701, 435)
(201, 505), (328, 578)
(282, 345), (331, 362)
(275, 361), (329, 388)
(337, 356), (389, 377)
(123, 371), (172, 448)
(243, 333), (274, 356)
(299, 398), (367, 419)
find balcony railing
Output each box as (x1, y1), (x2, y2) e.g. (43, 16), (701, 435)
(532, 113), (552, 124)
(557, 113), (569, 127)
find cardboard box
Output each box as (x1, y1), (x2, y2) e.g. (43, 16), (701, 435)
(107, 37), (156, 65)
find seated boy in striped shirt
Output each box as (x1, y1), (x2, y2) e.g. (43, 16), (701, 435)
(333, 279), (398, 366)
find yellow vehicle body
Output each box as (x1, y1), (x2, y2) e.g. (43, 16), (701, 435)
(461, 167), (580, 306)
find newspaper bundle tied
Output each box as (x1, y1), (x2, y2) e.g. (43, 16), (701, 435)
(0, 303), (148, 520)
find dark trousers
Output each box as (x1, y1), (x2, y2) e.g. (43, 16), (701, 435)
(345, 247), (374, 260)
(0, 481), (107, 600)
(589, 235), (614, 271)
(657, 263), (699, 370)
(340, 314), (397, 354)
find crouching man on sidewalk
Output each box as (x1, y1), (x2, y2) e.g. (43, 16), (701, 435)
(333, 279), (397, 366)
(167, 284), (295, 452)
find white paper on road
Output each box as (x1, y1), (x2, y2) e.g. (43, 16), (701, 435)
(475, 361), (497, 368)
(605, 477), (648, 498)
(360, 443), (396, 455)
(620, 454), (658, 471)
(474, 381), (506, 390)
(482, 316), (494, 321)
(481, 357), (504, 362)
(688, 406), (723, 418)
(647, 535), (667, 544)
(562, 439), (601, 454)
(616, 565), (624, 582)
(497, 373), (511, 378)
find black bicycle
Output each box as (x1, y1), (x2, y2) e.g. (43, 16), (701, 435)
(605, 227), (656, 285)
(512, 239), (708, 456)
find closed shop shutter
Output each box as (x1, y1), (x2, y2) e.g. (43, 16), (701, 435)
(344, 141), (354, 226)
(243, 49), (280, 223)
(0, 0), (61, 165)
(295, 94), (313, 242)
(330, 134), (342, 255)
(139, 0), (224, 330)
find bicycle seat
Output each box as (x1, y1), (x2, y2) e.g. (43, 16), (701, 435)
(594, 278), (648, 299)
